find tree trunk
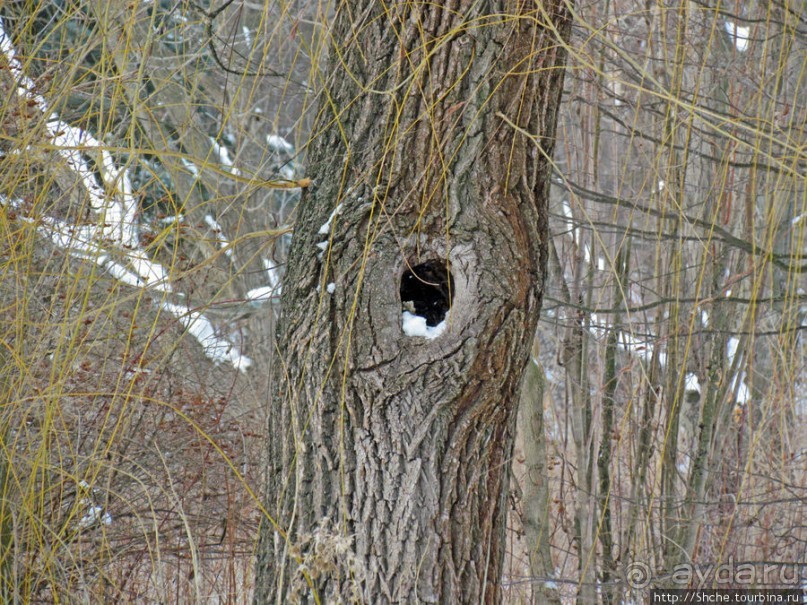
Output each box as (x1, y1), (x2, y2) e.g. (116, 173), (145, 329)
(517, 337), (562, 605)
(254, 2), (570, 603)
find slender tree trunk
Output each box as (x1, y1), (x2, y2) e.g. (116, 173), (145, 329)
(254, 2), (569, 603)
(517, 338), (561, 605)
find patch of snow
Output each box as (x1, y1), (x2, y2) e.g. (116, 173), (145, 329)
(727, 337), (740, 364)
(124, 367), (152, 379)
(684, 373), (701, 394)
(162, 302), (252, 372)
(326, 283), (336, 294)
(734, 380), (750, 405)
(181, 158), (199, 176)
(210, 137), (240, 176)
(76, 481), (112, 528)
(258, 258), (282, 299)
(204, 214), (232, 257)
(729, 371), (750, 405)
(127, 255), (171, 291)
(588, 312), (607, 339)
(629, 283), (643, 306)
(562, 200), (573, 221)
(102, 258), (149, 289)
(230, 354), (253, 373)
(242, 26), (252, 45)
(318, 203), (344, 235)
(618, 330), (667, 367)
(402, 311), (448, 340)
(26, 214), (172, 292)
(724, 21), (750, 52)
(204, 214), (222, 234)
(1, 17), (145, 249)
(246, 287), (275, 302)
(280, 164), (295, 180)
(159, 213), (184, 225)
(723, 337), (752, 405)
(79, 506), (112, 529)
(266, 134), (294, 153)
(561, 200), (579, 244)
(0, 18), (262, 377)
(701, 310), (709, 326)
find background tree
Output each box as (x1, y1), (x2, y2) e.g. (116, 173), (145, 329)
(507, 2), (806, 603)
(253, 2), (571, 603)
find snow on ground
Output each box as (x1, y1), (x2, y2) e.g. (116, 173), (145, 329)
(246, 287), (275, 302)
(162, 302), (252, 372)
(77, 481), (113, 529)
(210, 137), (240, 176)
(266, 134), (294, 154)
(204, 214), (233, 258)
(79, 505), (113, 529)
(561, 200), (578, 245)
(181, 158), (199, 176)
(685, 373), (701, 395)
(724, 21), (750, 52)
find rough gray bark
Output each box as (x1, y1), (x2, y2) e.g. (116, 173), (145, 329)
(254, 2), (570, 603)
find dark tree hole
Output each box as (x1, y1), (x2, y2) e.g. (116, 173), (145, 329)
(400, 260), (454, 327)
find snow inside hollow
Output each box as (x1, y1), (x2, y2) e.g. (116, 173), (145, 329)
(402, 310), (448, 340)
